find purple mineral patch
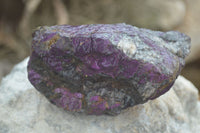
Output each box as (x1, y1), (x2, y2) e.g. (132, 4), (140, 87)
(53, 88), (83, 111)
(28, 23), (191, 115)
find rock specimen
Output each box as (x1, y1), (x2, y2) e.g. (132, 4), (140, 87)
(28, 23), (191, 115)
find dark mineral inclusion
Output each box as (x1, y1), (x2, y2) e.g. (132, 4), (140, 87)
(28, 23), (191, 115)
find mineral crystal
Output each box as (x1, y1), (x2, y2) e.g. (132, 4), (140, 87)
(28, 23), (191, 115)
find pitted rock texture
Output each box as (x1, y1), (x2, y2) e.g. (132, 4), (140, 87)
(28, 23), (191, 115)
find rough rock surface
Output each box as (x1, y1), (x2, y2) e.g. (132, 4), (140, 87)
(28, 23), (191, 115)
(0, 58), (200, 133)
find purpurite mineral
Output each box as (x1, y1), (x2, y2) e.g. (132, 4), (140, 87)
(28, 23), (190, 115)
